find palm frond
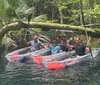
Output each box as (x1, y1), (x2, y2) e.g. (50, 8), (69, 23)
(33, 14), (48, 22)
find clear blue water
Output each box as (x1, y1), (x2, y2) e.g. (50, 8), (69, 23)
(0, 49), (100, 85)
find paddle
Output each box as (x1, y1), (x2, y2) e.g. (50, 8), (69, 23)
(79, 0), (94, 65)
(87, 37), (94, 64)
(28, 14), (33, 24)
(18, 21), (50, 42)
(22, 13), (33, 39)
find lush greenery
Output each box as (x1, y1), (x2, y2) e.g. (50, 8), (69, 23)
(0, 0), (100, 26)
(0, 0), (100, 47)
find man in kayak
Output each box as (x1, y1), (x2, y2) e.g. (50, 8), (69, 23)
(48, 40), (61, 54)
(60, 34), (69, 52)
(24, 35), (48, 51)
(72, 37), (90, 56)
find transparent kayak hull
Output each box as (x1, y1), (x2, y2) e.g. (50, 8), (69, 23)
(42, 48), (100, 70)
(33, 50), (75, 64)
(5, 46), (50, 62)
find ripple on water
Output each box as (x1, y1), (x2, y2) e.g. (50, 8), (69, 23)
(0, 53), (100, 85)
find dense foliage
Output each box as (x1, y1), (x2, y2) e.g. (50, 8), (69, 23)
(0, 0), (100, 28)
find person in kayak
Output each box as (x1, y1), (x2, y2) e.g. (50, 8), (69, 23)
(73, 37), (90, 56)
(48, 40), (61, 54)
(60, 34), (69, 52)
(6, 34), (18, 52)
(55, 36), (61, 45)
(67, 32), (76, 51)
(24, 35), (48, 51)
(68, 31), (75, 45)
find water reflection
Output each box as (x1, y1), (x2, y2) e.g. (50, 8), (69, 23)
(4, 60), (96, 85)
(0, 49), (100, 85)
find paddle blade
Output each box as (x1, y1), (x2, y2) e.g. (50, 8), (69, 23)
(28, 14), (33, 24)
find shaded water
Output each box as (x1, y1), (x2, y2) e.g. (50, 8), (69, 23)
(0, 49), (100, 85)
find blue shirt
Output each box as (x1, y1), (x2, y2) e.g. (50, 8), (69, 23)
(50, 45), (61, 54)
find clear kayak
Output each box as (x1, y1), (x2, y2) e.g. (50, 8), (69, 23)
(5, 46), (50, 63)
(43, 48), (100, 70)
(33, 50), (75, 64)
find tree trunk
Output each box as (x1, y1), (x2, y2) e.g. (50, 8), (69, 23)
(80, 0), (85, 26)
(59, 10), (63, 24)
(0, 22), (100, 42)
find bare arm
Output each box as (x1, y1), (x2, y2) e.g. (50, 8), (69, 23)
(24, 40), (30, 45)
(41, 43), (48, 49)
(86, 43), (91, 53)
(11, 42), (18, 47)
(86, 36), (91, 53)
(71, 32), (74, 40)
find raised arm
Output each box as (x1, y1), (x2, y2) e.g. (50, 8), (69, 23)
(86, 43), (91, 53)
(47, 39), (51, 48)
(41, 43), (48, 49)
(71, 31), (74, 41)
(86, 36), (91, 53)
(68, 32), (74, 44)
(24, 39), (30, 45)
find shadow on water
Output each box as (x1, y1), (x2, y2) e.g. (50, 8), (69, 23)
(0, 49), (100, 85)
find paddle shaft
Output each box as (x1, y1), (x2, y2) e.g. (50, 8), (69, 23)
(80, 0), (94, 64)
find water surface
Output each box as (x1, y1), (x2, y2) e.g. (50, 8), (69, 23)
(0, 49), (100, 85)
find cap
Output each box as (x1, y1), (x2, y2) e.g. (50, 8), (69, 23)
(62, 34), (66, 37)
(52, 40), (57, 44)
